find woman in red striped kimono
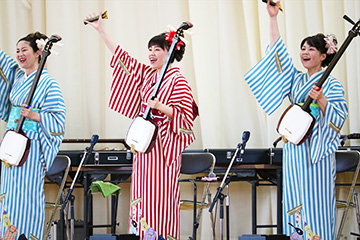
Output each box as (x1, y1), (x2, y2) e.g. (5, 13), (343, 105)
(85, 14), (198, 239)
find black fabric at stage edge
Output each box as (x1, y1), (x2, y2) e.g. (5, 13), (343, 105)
(238, 234), (290, 240)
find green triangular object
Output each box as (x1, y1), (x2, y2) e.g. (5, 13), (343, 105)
(90, 180), (121, 198)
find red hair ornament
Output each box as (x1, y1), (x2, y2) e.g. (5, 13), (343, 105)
(164, 30), (185, 51)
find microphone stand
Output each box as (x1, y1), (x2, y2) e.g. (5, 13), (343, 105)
(58, 135), (99, 240)
(209, 143), (244, 240)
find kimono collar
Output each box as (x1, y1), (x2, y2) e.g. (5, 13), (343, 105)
(307, 70), (324, 82)
(24, 68), (48, 80)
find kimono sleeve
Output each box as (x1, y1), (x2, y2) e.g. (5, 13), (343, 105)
(309, 77), (348, 164)
(0, 49), (19, 121)
(38, 78), (66, 172)
(109, 45), (147, 119)
(170, 77), (197, 139)
(162, 76), (197, 166)
(244, 38), (296, 115)
(323, 79), (348, 133)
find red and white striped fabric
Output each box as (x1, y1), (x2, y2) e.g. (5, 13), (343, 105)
(110, 46), (197, 239)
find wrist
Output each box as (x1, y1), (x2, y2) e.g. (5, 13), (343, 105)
(319, 94), (327, 102)
(317, 95), (327, 106)
(269, 16), (278, 22)
(31, 112), (41, 122)
(97, 25), (106, 35)
(157, 102), (165, 111)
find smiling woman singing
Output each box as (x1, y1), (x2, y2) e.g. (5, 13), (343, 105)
(244, 1), (348, 239)
(85, 13), (198, 240)
(0, 32), (66, 240)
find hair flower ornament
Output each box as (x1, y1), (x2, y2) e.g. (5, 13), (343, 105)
(165, 25), (192, 50)
(36, 38), (64, 56)
(164, 31), (185, 51)
(324, 34), (338, 54)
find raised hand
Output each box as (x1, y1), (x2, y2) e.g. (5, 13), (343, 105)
(83, 11), (116, 54)
(266, 0), (281, 18)
(84, 12), (104, 31)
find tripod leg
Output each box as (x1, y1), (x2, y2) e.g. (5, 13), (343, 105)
(70, 194), (75, 240)
(207, 192), (216, 239)
(219, 193), (225, 240)
(225, 185), (230, 240)
(60, 203), (65, 240)
(64, 200), (70, 240)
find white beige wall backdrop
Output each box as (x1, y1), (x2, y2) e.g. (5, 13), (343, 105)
(1, 0), (360, 239)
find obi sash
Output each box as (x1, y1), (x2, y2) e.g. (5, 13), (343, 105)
(7, 105), (40, 132)
(140, 103), (166, 127)
(299, 102), (320, 118)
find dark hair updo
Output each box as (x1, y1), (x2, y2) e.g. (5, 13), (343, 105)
(148, 33), (186, 63)
(300, 33), (337, 67)
(17, 31), (48, 62)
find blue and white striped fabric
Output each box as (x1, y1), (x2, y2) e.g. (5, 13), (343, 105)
(0, 48), (66, 239)
(245, 38), (348, 239)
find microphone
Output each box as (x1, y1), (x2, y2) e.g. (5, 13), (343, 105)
(235, 131), (250, 162)
(84, 11), (108, 25)
(262, 0), (283, 11)
(240, 131), (250, 150)
(87, 134), (99, 153)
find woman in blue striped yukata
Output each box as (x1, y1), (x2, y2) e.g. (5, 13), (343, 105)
(245, 1), (348, 240)
(0, 32), (66, 240)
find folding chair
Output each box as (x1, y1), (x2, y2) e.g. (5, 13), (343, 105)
(335, 150), (360, 240)
(43, 155), (71, 240)
(180, 152), (216, 240)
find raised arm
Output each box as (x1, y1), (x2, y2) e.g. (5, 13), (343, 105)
(267, 0), (281, 48)
(84, 12), (117, 54)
